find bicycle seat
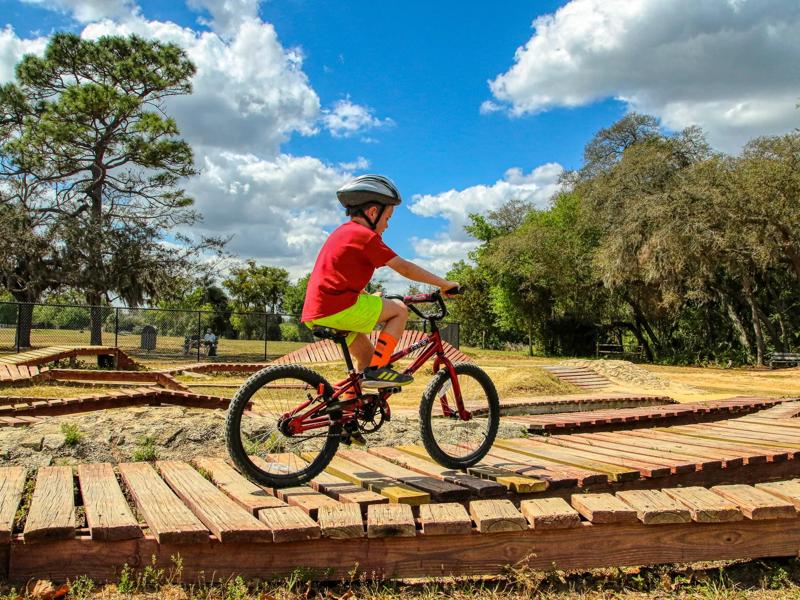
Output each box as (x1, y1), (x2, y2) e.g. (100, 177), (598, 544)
(311, 326), (350, 341)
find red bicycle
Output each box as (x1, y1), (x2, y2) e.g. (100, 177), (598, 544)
(225, 289), (500, 488)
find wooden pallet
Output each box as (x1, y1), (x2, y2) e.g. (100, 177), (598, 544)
(0, 346), (137, 371)
(508, 396), (788, 434)
(2, 457), (800, 583)
(0, 387), (230, 419)
(542, 365), (613, 390)
(158, 363), (267, 376)
(273, 330), (472, 365)
(492, 393), (675, 417)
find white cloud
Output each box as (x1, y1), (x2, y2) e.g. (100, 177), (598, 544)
(322, 98), (394, 138)
(21, 0), (139, 23)
(405, 163), (564, 276)
(410, 163), (563, 240)
(488, 0), (800, 151)
(186, 0), (261, 38)
(82, 16), (321, 156)
(184, 150), (354, 279)
(0, 26), (48, 83)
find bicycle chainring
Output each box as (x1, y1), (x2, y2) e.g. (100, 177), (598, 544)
(355, 394), (388, 433)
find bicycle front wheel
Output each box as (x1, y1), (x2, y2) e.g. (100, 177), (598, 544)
(225, 364), (341, 488)
(419, 362), (500, 469)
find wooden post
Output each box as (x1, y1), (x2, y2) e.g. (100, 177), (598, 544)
(114, 308), (119, 349)
(264, 313), (268, 361)
(197, 311), (201, 362)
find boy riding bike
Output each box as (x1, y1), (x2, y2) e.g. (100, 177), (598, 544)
(301, 174), (459, 389)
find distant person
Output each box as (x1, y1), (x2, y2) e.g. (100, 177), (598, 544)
(301, 174), (459, 388)
(203, 328), (217, 356)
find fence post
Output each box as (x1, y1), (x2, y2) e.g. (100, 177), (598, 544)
(263, 313), (268, 362)
(114, 308), (119, 349)
(16, 303), (21, 353)
(197, 311), (201, 362)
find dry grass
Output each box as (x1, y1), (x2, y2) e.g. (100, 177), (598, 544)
(2, 557), (799, 599)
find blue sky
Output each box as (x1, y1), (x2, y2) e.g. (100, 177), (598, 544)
(2, 0), (799, 290)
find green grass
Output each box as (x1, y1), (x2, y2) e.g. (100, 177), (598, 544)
(132, 435), (158, 462)
(60, 422), (83, 446)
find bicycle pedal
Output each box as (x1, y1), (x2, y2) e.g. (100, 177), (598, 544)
(324, 398), (358, 413)
(382, 387), (402, 394)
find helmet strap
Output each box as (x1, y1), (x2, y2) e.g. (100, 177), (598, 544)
(357, 204), (386, 231)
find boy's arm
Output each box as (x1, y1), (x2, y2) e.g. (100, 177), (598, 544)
(386, 257), (459, 294)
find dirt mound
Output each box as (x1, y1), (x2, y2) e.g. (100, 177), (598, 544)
(561, 359), (699, 392)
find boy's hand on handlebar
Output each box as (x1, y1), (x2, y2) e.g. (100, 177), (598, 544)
(440, 281), (461, 297)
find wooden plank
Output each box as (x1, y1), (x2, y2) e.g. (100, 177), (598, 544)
(542, 436), (673, 478)
(192, 457), (286, 514)
(662, 487), (743, 523)
(11, 519), (800, 583)
(623, 430), (749, 467)
(649, 428), (785, 463)
(485, 444), (607, 487)
(711, 484), (798, 520)
(494, 438), (640, 482)
(77, 463), (141, 541)
(118, 462), (208, 544)
(250, 454), (345, 519)
(419, 503), (472, 536)
(0, 467), (26, 544)
(398, 443), (547, 493)
(23, 466), (76, 542)
(370, 446), (505, 497)
(339, 448), (471, 502)
(616, 490), (692, 525)
(317, 504), (364, 539)
(570, 493), (638, 524)
(307, 453), (429, 506)
(469, 499), (527, 533)
(568, 432), (721, 472)
(157, 461), (271, 543)
(520, 498), (581, 530)
(367, 503), (416, 538)
(257, 506), (320, 543)
(755, 480), (800, 509)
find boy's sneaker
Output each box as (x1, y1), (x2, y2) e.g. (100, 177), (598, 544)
(362, 365), (413, 388)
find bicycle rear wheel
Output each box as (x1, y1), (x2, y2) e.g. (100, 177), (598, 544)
(225, 364), (340, 488)
(419, 362), (500, 469)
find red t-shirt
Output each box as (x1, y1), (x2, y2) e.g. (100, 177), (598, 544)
(301, 221), (397, 321)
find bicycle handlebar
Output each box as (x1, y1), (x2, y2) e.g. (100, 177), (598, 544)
(384, 286), (463, 321)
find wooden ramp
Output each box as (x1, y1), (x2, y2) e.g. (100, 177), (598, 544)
(158, 363), (267, 376)
(273, 330), (472, 365)
(0, 387), (230, 422)
(542, 365), (613, 390)
(507, 396), (789, 434)
(2, 454), (800, 583)
(0, 346), (137, 371)
(495, 393), (675, 416)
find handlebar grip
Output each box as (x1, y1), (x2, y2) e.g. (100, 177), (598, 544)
(444, 285), (464, 296)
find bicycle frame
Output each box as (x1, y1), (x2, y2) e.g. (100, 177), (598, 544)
(282, 316), (468, 436)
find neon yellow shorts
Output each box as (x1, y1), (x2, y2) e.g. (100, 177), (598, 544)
(306, 294), (383, 345)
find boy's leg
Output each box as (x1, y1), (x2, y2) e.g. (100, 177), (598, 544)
(348, 333), (374, 373)
(370, 298), (408, 367)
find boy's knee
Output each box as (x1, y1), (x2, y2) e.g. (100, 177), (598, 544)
(392, 299), (408, 319)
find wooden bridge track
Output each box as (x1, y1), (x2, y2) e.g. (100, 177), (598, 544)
(507, 396), (789, 433)
(0, 346), (137, 371)
(541, 365), (614, 390)
(2, 454), (800, 583)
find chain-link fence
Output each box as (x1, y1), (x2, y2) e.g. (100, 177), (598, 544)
(0, 301), (460, 363)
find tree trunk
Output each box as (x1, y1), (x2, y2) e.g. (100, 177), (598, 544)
(87, 292), (103, 346)
(719, 292), (754, 361)
(742, 277), (766, 366)
(527, 321), (533, 357)
(756, 306), (784, 353)
(15, 302), (33, 349)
